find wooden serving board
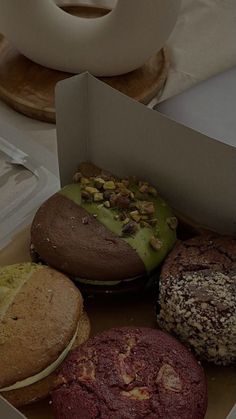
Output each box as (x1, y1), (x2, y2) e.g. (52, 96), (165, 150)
(0, 227), (236, 419)
(0, 5), (169, 123)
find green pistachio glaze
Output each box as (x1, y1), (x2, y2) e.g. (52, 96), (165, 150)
(60, 184), (176, 273)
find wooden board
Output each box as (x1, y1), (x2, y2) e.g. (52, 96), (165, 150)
(0, 227), (235, 419)
(0, 5), (169, 123)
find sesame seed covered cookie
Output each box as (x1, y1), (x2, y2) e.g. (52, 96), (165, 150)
(157, 235), (236, 365)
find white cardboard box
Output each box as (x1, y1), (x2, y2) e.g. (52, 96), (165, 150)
(0, 396), (26, 418)
(56, 72), (236, 235)
(156, 66), (236, 149)
(1, 72), (236, 418)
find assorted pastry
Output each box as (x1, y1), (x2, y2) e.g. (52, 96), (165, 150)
(52, 327), (207, 419)
(0, 163), (235, 418)
(0, 263), (90, 407)
(31, 163), (177, 293)
(157, 234), (236, 366)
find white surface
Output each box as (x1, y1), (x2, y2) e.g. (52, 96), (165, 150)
(156, 67), (236, 148)
(0, 101), (56, 153)
(0, 149), (37, 213)
(0, 122), (59, 249)
(162, 0), (236, 101)
(56, 73), (236, 234)
(0, 0), (180, 76)
(59, 0), (236, 100)
(0, 0), (235, 151)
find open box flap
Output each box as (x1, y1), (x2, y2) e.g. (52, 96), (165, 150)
(56, 72), (236, 234)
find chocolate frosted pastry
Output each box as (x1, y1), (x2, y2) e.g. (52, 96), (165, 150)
(157, 235), (236, 365)
(31, 164), (177, 292)
(52, 327), (207, 419)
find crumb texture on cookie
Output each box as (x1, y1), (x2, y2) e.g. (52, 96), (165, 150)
(52, 327), (207, 419)
(157, 235), (236, 365)
(2, 312), (90, 408)
(0, 263), (42, 320)
(0, 265), (82, 388)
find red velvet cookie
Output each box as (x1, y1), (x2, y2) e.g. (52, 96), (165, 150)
(52, 327), (207, 419)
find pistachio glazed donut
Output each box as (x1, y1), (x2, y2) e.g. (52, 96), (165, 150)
(31, 165), (177, 293)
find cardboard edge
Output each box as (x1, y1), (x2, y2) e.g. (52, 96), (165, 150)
(0, 396), (26, 418)
(54, 72), (236, 233)
(55, 72), (90, 186)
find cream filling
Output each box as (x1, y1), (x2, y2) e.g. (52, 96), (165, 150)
(75, 276), (140, 286)
(0, 325), (78, 392)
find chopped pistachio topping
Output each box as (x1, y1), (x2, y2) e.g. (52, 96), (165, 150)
(167, 217), (178, 230)
(123, 217), (130, 225)
(122, 221), (139, 236)
(137, 201), (155, 215)
(93, 192), (104, 202)
(104, 200), (110, 208)
(103, 181), (116, 190)
(73, 171), (177, 241)
(149, 236), (163, 251)
(80, 177), (90, 186)
(139, 183), (149, 194)
(130, 210), (141, 223)
(85, 186), (98, 195)
(94, 177), (105, 189)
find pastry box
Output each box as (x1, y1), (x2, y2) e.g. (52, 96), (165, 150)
(0, 73), (235, 419)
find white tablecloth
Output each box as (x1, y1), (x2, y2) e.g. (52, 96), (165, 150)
(0, 0), (235, 152)
(59, 0), (236, 101)
(162, 0), (236, 101)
